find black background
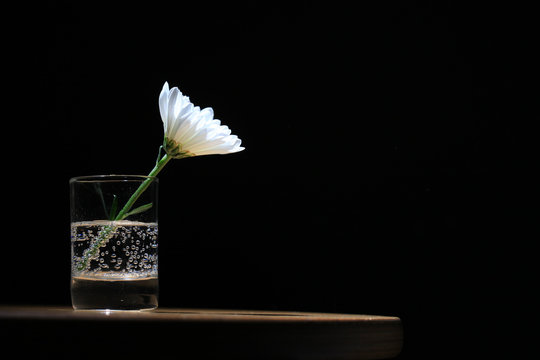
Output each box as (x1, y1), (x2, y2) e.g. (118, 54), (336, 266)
(2, 0), (535, 358)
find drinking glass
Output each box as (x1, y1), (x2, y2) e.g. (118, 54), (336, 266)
(70, 175), (159, 310)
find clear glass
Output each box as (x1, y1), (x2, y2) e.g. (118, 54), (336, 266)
(70, 175), (159, 310)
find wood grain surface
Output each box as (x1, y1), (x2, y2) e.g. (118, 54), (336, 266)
(0, 306), (403, 359)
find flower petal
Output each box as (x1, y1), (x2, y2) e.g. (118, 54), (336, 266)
(166, 88), (181, 136)
(159, 82), (170, 130)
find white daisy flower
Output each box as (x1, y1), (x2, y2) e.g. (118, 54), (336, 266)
(159, 82), (245, 158)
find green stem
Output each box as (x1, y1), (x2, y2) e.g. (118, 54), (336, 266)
(76, 153), (172, 271)
(76, 224), (116, 271)
(115, 153), (171, 220)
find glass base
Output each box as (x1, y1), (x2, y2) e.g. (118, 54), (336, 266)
(71, 276), (158, 311)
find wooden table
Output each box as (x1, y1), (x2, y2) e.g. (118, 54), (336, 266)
(0, 306), (402, 359)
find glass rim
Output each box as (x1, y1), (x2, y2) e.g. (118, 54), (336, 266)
(69, 174), (158, 183)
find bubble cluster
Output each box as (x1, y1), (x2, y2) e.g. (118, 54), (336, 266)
(71, 220), (158, 278)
